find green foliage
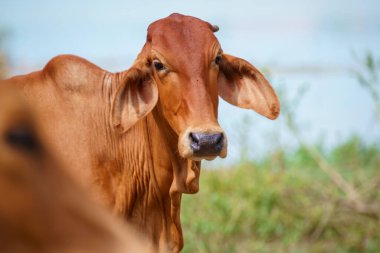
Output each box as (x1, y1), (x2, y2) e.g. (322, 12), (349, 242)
(181, 137), (380, 253)
(352, 52), (380, 121)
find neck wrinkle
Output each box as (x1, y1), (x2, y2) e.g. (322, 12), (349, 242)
(100, 73), (189, 252)
(149, 103), (185, 252)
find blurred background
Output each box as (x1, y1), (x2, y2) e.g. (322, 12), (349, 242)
(1, 0), (379, 252)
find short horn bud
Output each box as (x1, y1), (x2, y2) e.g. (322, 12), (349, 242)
(211, 25), (219, 32)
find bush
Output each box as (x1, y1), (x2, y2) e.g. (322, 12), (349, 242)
(181, 137), (380, 253)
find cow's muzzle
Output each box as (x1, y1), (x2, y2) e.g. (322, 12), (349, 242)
(178, 126), (227, 161)
(178, 127), (228, 161)
(189, 132), (224, 156)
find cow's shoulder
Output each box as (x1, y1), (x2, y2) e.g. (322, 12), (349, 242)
(43, 55), (106, 93)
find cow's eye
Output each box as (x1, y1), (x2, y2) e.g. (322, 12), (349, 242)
(5, 126), (39, 153)
(215, 55), (222, 65)
(153, 60), (165, 71)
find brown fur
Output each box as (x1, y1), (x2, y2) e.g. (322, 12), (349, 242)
(1, 13), (280, 252)
(0, 86), (151, 253)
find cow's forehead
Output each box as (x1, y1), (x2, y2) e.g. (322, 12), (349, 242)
(147, 13), (219, 56)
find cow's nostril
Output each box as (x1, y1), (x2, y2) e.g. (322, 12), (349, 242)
(189, 132), (200, 145)
(215, 133), (224, 146)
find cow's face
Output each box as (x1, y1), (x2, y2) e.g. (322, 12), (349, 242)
(0, 87), (47, 244)
(112, 13), (280, 161)
(146, 14), (226, 161)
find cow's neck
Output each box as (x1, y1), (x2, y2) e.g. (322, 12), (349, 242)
(147, 101), (202, 251)
(96, 73), (201, 252)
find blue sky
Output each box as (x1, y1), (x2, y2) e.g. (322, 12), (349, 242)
(1, 0), (379, 164)
(2, 0), (379, 69)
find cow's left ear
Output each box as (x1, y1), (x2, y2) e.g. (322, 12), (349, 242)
(111, 62), (158, 133)
(218, 54), (280, 120)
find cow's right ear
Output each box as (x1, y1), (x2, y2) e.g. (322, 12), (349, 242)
(111, 64), (158, 133)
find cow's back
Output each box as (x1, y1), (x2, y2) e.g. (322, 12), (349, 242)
(1, 55), (109, 194)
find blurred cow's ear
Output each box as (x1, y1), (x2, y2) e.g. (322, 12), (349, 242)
(217, 54), (280, 120)
(111, 44), (158, 133)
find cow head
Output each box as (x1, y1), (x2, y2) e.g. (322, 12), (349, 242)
(112, 13), (280, 161)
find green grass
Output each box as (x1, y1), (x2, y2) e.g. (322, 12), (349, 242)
(181, 137), (380, 253)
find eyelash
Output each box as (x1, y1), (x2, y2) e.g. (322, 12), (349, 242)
(152, 59), (165, 71)
(215, 55), (222, 65)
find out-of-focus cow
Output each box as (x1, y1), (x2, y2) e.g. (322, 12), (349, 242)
(0, 86), (150, 253)
(1, 13), (280, 252)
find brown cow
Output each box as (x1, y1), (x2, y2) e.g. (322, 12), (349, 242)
(0, 86), (151, 253)
(1, 13), (279, 252)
